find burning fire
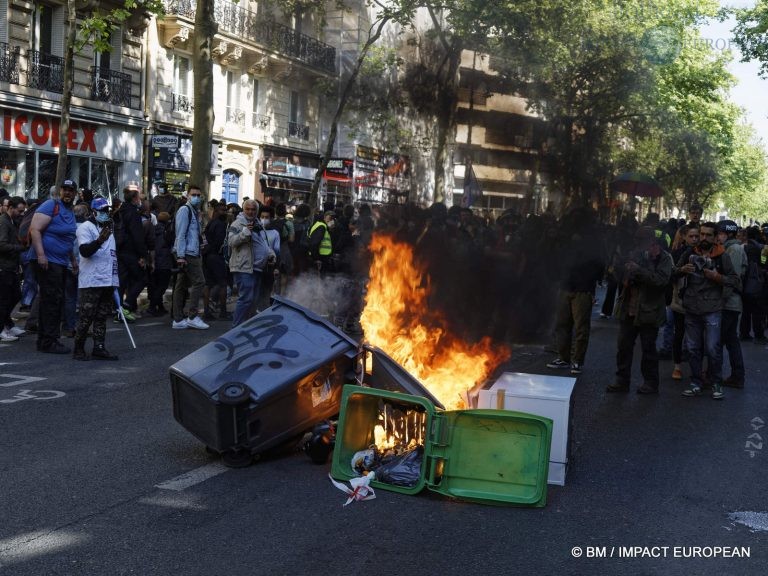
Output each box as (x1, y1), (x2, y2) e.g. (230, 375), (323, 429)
(360, 234), (510, 409)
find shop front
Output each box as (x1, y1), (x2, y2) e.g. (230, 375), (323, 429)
(260, 147), (319, 207)
(0, 108), (142, 200)
(148, 130), (222, 199)
(353, 145), (411, 206)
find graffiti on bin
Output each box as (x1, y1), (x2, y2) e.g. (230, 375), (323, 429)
(213, 314), (301, 385)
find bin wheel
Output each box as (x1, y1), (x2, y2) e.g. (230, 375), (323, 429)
(218, 382), (250, 406)
(221, 448), (253, 468)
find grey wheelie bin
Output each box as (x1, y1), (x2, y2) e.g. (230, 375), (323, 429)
(169, 296), (363, 465)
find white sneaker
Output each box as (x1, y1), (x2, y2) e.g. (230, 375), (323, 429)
(8, 327), (25, 337)
(0, 329), (19, 342)
(172, 319), (189, 330)
(186, 316), (210, 330)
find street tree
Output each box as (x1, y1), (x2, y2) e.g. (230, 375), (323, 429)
(731, 0), (768, 77)
(56, 0), (165, 191)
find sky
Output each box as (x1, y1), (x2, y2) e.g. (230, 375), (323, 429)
(700, 2), (768, 148)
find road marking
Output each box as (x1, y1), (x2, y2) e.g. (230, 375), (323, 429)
(155, 463), (229, 491)
(0, 389), (66, 404)
(0, 374), (47, 388)
(140, 322), (164, 327)
(729, 511), (768, 532)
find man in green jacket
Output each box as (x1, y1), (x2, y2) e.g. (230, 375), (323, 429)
(608, 227), (673, 395)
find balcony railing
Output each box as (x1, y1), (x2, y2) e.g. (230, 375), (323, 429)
(164, 0), (336, 74)
(288, 121), (309, 141)
(226, 107), (246, 128)
(27, 50), (67, 93)
(90, 67), (132, 107)
(172, 92), (194, 112)
(0, 43), (20, 84)
(252, 113), (271, 129)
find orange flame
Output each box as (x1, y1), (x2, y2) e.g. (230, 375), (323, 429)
(361, 234), (510, 409)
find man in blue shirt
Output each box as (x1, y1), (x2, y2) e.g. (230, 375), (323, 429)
(29, 179), (78, 353)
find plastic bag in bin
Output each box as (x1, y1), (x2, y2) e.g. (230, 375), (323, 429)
(373, 447), (423, 487)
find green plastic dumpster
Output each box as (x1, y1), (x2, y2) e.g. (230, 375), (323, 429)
(331, 385), (553, 506)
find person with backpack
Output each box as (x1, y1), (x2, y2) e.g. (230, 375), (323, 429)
(0, 196), (27, 342)
(114, 186), (148, 321)
(28, 179), (78, 354)
(717, 220), (747, 388)
(170, 186), (209, 330)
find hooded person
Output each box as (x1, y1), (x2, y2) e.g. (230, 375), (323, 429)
(716, 219), (747, 388)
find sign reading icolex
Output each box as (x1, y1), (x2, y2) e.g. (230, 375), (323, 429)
(1, 111), (98, 154)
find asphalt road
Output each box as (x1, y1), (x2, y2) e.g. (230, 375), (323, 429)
(1, 295), (766, 576)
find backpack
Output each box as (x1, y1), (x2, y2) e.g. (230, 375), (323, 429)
(164, 205), (193, 250)
(18, 200), (59, 248)
(743, 261), (765, 296)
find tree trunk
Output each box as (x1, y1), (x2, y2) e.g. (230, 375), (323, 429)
(190, 0), (216, 199)
(432, 44), (461, 204)
(55, 0), (78, 192)
(309, 17), (390, 212)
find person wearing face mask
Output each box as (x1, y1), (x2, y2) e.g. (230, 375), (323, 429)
(170, 186), (209, 330)
(308, 210), (336, 274)
(72, 197), (119, 360)
(675, 222), (739, 399)
(28, 179), (79, 353)
(257, 205), (281, 311)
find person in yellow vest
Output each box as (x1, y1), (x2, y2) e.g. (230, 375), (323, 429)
(308, 210), (336, 274)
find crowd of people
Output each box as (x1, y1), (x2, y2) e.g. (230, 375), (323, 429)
(2, 182), (767, 399)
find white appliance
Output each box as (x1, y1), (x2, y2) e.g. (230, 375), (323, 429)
(477, 372), (576, 486)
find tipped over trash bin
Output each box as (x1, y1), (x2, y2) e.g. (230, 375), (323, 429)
(169, 296), (363, 465)
(331, 385), (553, 506)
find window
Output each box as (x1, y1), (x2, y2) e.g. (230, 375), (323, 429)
(251, 78), (259, 115)
(289, 90), (303, 124)
(226, 70), (244, 127)
(173, 54), (191, 96)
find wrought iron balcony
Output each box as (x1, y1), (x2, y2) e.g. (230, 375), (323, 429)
(0, 43), (20, 84)
(164, 0), (336, 74)
(90, 67), (132, 107)
(288, 121), (309, 141)
(226, 107), (246, 128)
(172, 92), (194, 112)
(252, 113), (271, 129)
(26, 50), (67, 93)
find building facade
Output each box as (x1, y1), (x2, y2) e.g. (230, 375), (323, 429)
(0, 0), (146, 200)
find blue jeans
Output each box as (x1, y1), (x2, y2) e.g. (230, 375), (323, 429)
(232, 271), (262, 327)
(659, 307), (674, 352)
(684, 311), (722, 387)
(21, 261), (37, 306)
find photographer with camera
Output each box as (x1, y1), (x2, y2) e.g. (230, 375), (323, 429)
(72, 197), (119, 361)
(674, 222), (739, 399)
(607, 227), (673, 395)
(227, 199), (276, 327)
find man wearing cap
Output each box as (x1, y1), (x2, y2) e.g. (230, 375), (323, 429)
(607, 227), (673, 394)
(72, 197), (119, 360)
(308, 210), (336, 273)
(28, 179), (79, 353)
(674, 222), (739, 399)
(717, 220), (747, 388)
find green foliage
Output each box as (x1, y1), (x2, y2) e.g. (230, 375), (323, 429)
(731, 0), (768, 77)
(716, 124), (768, 220)
(76, 0), (166, 54)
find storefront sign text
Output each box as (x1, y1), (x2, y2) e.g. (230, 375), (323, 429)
(1, 111), (97, 153)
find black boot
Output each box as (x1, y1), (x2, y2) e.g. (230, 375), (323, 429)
(92, 344), (118, 361)
(73, 339), (88, 361)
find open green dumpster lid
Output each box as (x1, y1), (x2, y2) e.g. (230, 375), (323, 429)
(332, 386), (553, 506)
